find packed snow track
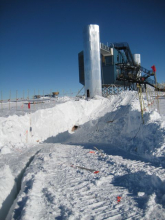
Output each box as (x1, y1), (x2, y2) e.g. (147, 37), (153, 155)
(0, 92), (165, 219)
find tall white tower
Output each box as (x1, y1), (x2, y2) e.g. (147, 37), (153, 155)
(133, 54), (141, 66)
(133, 54), (141, 77)
(83, 24), (102, 98)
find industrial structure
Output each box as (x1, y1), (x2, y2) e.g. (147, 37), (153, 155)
(78, 25), (162, 97)
(82, 25), (102, 98)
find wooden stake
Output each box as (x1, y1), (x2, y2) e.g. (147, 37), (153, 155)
(137, 84), (144, 124)
(94, 147), (104, 157)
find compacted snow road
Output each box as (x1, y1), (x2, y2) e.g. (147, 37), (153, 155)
(0, 91), (165, 219)
(6, 144), (165, 220)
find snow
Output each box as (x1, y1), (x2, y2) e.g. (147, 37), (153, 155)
(0, 146), (11, 154)
(0, 91), (165, 219)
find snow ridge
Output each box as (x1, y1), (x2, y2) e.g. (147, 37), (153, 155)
(0, 91), (165, 219)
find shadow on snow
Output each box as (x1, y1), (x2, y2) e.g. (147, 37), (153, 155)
(44, 105), (165, 168)
(112, 171), (165, 209)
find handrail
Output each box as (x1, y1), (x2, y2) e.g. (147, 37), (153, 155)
(100, 43), (110, 51)
(113, 42), (135, 65)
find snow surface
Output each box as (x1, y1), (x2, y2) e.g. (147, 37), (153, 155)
(0, 91), (165, 219)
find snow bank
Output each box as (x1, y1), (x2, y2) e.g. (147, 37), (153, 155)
(0, 92), (165, 219)
(0, 98), (108, 149)
(0, 146), (41, 219)
(0, 165), (16, 208)
(0, 146), (11, 154)
(0, 165), (17, 219)
(0, 92), (165, 164)
(44, 93), (165, 164)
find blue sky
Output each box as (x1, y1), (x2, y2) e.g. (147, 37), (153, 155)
(0, 0), (165, 99)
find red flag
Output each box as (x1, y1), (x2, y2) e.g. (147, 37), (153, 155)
(94, 171), (99, 174)
(28, 102), (30, 109)
(117, 196), (122, 203)
(89, 151), (95, 154)
(151, 65), (156, 73)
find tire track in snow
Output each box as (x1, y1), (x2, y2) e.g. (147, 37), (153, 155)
(4, 148), (42, 220)
(7, 143), (165, 220)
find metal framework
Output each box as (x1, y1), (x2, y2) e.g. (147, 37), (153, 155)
(102, 84), (134, 97)
(113, 43), (156, 87)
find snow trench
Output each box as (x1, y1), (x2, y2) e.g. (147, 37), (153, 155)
(0, 93), (165, 219)
(0, 150), (41, 220)
(43, 104), (165, 167)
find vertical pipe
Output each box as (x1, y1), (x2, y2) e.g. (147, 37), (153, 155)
(83, 24), (102, 98)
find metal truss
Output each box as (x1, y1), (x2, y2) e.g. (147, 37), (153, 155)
(102, 84), (132, 97)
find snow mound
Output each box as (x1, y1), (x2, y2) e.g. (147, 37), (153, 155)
(0, 91), (165, 164)
(0, 92), (165, 219)
(0, 146), (11, 154)
(149, 110), (161, 121)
